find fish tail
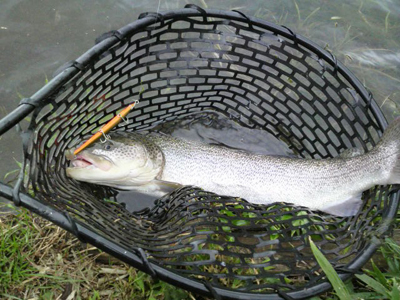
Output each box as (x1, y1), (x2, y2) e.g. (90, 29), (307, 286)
(373, 116), (400, 184)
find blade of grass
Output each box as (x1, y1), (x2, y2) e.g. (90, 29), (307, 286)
(293, 0), (301, 21)
(309, 237), (352, 300)
(370, 259), (388, 288)
(392, 281), (400, 300)
(3, 169), (19, 180)
(385, 12), (390, 33)
(385, 238), (400, 256)
(303, 7), (320, 24)
(355, 274), (390, 298)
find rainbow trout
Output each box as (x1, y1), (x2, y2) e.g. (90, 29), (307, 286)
(66, 117), (400, 217)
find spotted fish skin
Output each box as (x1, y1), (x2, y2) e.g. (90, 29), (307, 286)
(66, 117), (400, 217)
(144, 132), (385, 217)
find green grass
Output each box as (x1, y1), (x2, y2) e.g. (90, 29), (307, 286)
(310, 236), (400, 300)
(0, 205), (39, 293)
(1, 201), (399, 299)
(0, 205), (198, 300)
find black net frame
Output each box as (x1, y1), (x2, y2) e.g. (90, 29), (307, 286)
(0, 5), (399, 299)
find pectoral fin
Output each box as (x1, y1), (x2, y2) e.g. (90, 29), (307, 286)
(113, 180), (182, 197)
(153, 179), (183, 192)
(319, 193), (363, 217)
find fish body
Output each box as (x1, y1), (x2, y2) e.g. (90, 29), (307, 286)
(66, 117), (400, 217)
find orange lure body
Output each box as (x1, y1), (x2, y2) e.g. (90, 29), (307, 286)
(73, 101), (138, 155)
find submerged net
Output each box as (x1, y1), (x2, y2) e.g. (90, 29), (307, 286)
(19, 6), (398, 298)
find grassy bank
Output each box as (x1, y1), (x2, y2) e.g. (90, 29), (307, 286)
(0, 205), (198, 300)
(1, 203), (399, 299)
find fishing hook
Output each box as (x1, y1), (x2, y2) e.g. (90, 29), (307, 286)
(100, 129), (111, 143)
(118, 113), (130, 125)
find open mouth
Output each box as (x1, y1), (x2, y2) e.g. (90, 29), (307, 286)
(70, 155), (95, 169)
(66, 149), (113, 171)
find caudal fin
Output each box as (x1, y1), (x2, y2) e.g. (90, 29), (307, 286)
(373, 117), (400, 184)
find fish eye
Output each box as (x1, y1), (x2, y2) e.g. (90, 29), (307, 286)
(104, 144), (112, 150)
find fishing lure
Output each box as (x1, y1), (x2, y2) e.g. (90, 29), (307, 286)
(73, 100), (139, 155)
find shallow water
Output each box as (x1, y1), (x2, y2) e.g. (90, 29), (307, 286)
(1, 0), (399, 204)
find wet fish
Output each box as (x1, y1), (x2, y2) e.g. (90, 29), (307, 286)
(66, 117), (400, 217)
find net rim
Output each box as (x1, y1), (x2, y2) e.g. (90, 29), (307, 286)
(0, 5), (397, 299)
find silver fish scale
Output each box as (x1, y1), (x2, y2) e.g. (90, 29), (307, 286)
(145, 133), (388, 214)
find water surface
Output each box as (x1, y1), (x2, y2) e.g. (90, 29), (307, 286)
(1, 0), (399, 204)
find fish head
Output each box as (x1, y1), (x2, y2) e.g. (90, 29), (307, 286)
(66, 133), (164, 187)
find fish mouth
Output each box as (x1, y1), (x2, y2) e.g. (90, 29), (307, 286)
(71, 155), (94, 168)
(66, 149), (112, 171)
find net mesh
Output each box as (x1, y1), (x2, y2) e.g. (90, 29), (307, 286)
(21, 9), (398, 296)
